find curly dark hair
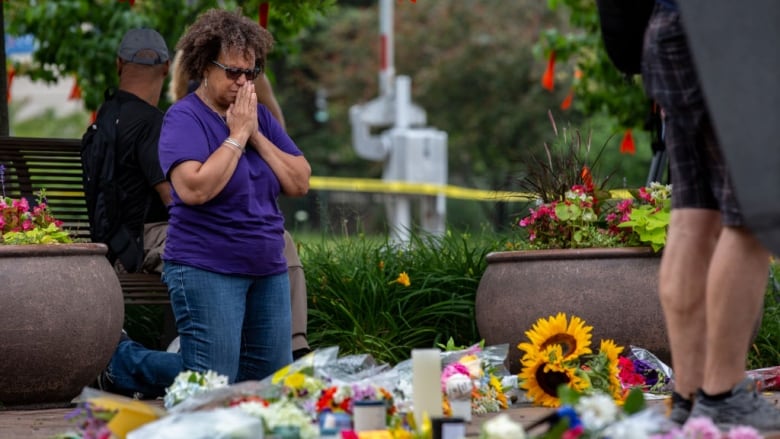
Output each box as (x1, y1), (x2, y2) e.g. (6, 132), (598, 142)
(175, 9), (274, 82)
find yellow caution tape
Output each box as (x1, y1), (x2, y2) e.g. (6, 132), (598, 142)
(309, 177), (533, 201)
(310, 177), (634, 202)
(45, 178), (634, 202)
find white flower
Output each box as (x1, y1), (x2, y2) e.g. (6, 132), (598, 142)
(479, 413), (526, 439)
(239, 399), (318, 439)
(582, 209), (597, 222)
(163, 370), (229, 409)
(601, 410), (664, 439)
(333, 385), (352, 405)
(575, 393), (619, 430)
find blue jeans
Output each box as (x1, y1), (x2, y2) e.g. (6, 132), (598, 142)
(163, 262), (292, 383)
(108, 339), (182, 398)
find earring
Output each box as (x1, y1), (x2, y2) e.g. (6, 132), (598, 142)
(204, 77), (208, 88)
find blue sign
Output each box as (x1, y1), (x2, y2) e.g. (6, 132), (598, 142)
(5, 34), (35, 55)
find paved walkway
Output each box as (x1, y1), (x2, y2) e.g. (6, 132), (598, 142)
(3, 394), (780, 438)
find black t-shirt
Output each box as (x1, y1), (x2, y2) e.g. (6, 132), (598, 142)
(114, 90), (168, 238)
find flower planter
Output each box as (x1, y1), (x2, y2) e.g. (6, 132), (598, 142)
(0, 243), (124, 409)
(475, 247), (668, 375)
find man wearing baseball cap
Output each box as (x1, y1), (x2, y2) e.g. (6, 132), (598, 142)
(117, 28), (170, 66)
(109, 28), (173, 274)
(85, 28), (181, 398)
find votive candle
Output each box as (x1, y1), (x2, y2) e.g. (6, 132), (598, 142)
(412, 348), (443, 424)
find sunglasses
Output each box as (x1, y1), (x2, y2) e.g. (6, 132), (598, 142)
(211, 60), (261, 81)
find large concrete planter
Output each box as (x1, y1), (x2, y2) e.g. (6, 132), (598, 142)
(0, 243), (123, 409)
(475, 247), (667, 375)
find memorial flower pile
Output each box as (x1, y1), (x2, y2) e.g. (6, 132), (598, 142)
(67, 346), (524, 438)
(441, 352), (510, 417)
(315, 382), (397, 423)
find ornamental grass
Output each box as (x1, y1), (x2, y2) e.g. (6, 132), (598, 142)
(302, 230), (504, 365)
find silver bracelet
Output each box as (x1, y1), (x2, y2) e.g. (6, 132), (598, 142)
(223, 137), (245, 154)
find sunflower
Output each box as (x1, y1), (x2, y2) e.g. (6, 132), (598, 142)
(598, 339), (625, 402)
(519, 345), (587, 407)
(576, 339), (626, 404)
(517, 312), (593, 364)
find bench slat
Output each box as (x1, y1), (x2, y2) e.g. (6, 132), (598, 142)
(0, 137), (168, 306)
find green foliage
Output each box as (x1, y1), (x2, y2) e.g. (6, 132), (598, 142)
(1, 190), (73, 245)
(437, 337), (484, 352)
(10, 102), (90, 138)
(5, 0), (335, 111)
(536, 0), (649, 129)
(124, 305), (168, 349)
(289, 0), (561, 188)
(304, 229), (501, 365)
(748, 261), (780, 369)
(619, 201), (670, 252)
(2, 222), (72, 245)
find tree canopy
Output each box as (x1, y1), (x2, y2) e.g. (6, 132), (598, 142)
(4, 0), (335, 111)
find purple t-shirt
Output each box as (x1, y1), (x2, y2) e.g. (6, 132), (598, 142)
(158, 93), (302, 276)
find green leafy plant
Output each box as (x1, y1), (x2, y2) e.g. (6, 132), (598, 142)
(304, 230), (497, 364)
(512, 181), (671, 251)
(511, 116), (671, 251)
(1, 188), (73, 245)
(617, 183), (671, 252)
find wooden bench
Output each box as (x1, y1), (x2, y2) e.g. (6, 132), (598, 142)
(0, 136), (170, 305)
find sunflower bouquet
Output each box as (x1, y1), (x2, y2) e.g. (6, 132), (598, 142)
(517, 313), (624, 408)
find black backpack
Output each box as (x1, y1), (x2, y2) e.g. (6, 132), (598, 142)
(80, 88), (144, 272)
(596, 0), (656, 75)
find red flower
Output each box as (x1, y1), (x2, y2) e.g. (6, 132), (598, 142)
(618, 356), (646, 388)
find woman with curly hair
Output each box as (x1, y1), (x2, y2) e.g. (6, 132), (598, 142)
(158, 8), (311, 382)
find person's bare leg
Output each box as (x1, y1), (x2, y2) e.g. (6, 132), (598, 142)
(659, 208), (721, 399)
(702, 226), (770, 394)
(283, 230), (310, 353)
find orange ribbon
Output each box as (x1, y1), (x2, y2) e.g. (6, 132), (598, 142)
(541, 51), (556, 91)
(620, 129), (636, 155)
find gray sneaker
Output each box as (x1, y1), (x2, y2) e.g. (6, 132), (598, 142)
(689, 377), (780, 431)
(668, 392), (692, 425)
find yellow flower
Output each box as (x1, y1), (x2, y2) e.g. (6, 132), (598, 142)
(395, 271), (411, 287)
(283, 372), (305, 390)
(489, 374), (508, 409)
(519, 347), (586, 408)
(517, 313), (592, 365)
(271, 365), (291, 384)
(599, 339), (625, 402)
(458, 354), (483, 378)
(378, 260), (385, 271)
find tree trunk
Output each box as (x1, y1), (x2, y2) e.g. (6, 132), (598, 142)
(0, 2), (9, 136)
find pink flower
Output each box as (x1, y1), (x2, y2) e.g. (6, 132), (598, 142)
(562, 425), (585, 439)
(726, 425), (762, 439)
(441, 363), (471, 393)
(682, 416), (721, 439)
(638, 186), (652, 203)
(12, 197), (29, 211)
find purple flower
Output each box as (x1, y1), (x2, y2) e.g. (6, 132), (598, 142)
(632, 358), (663, 387)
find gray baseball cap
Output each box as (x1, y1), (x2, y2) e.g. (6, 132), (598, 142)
(117, 28), (169, 65)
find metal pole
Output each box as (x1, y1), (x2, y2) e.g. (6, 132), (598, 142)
(379, 0), (394, 97)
